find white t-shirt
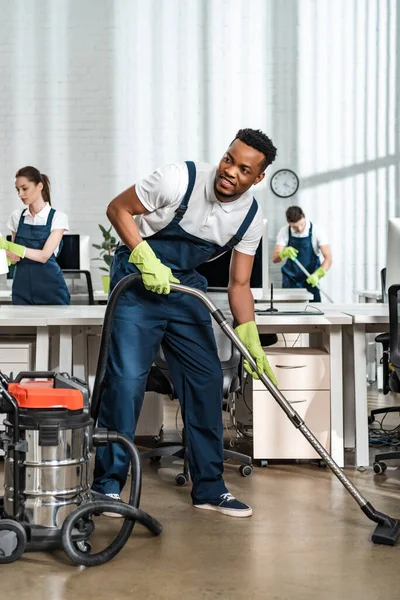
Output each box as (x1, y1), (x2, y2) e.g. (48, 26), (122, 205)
(275, 220), (328, 255)
(135, 162), (264, 256)
(7, 203), (69, 256)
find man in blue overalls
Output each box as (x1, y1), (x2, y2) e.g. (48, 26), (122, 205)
(273, 206), (332, 302)
(92, 129), (278, 518)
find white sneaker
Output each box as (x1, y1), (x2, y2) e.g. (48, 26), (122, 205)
(102, 493), (124, 518)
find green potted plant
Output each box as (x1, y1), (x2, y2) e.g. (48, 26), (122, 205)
(92, 224), (118, 293)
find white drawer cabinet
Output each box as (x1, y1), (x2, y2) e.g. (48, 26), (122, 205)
(252, 347), (331, 460)
(255, 347), (330, 392)
(253, 390), (330, 459)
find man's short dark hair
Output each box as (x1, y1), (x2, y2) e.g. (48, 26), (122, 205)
(286, 206), (305, 223)
(233, 128), (277, 172)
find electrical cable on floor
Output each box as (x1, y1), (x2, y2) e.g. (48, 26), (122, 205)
(369, 411), (400, 447)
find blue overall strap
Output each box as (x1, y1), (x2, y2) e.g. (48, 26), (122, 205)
(174, 161), (196, 222)
(226, 198), (258, 249)
(45, 208), (56, 227)
(17, 210), (26, 227)
(208, 198), (259, 261)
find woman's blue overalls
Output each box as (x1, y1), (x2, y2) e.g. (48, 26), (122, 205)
(93, 162), (258, 504)
(281, 222), (321, 302)
(12, 208), (70, 305)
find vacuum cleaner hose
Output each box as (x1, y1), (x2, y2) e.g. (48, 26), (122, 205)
(61, 430), (162, 566)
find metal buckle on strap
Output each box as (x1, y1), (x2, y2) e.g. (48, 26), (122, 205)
(228, 235), (241, 248)
(175, 207), (187, 219)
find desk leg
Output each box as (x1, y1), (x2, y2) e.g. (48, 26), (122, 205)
(343, 325), (355, 449)
(329, 326), (344, 468)
(59, 326), (72, 373)
(72, 331), (86, 380)
(353, 323), (370, 468)
(36, 327), (50, 370)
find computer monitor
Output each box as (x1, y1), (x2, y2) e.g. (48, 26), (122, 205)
(56, 234), (91, 275)
(386, 219), (400, 291)
(196, 219), (269, 300)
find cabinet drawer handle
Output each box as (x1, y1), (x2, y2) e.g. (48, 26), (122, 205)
(275, 365), (307, 369)
(288, 399), (308, 404)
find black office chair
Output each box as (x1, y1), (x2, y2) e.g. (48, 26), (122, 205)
(373, 283), (400, 473)
(62, 269), (95, 305)
(141, 319), (254, 485)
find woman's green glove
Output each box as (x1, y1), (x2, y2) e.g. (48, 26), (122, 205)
(0, 237), (26, 258)
(306, 266), (326, 287)
(279, 246), (298, 260)
(234, 321), (278, 385)
(128, 240), (180, 294)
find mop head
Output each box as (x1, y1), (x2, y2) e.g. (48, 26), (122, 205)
(372, 518), (400, 546)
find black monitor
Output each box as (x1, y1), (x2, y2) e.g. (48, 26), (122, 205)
(196, 239), (262, 291)
(56, 234), (80, 270)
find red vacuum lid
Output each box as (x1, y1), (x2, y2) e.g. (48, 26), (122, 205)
(8, 381), (84, 410)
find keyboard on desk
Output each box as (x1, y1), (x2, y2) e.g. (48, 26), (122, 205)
(255, 309), (324, 316)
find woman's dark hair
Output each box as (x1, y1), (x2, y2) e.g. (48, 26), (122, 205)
(286, 206), (305, 223)
(15, 166), (51, 205)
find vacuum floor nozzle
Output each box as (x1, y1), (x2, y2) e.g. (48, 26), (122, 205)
(372, 518), (400, 546)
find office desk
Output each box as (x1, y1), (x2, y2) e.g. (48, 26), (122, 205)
(318, 302), (389, 468)
(0, 303), (351, 467)
(0, 289), (107, 305)
(0, 307), (49, 370)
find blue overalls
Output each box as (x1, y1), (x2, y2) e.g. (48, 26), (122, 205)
(281, 222), (321, 302)
(93, 161), (259, 504)
(12, 208), (70, 305)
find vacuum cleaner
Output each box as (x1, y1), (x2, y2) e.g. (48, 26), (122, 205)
(0, 369), (162, 566)
(91, 273), (400, 547)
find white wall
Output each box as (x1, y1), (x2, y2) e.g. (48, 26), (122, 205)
(0, 0), (399, 299)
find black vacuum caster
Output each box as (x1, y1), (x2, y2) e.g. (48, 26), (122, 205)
(150, 456), (161, 463)
(0, 520), (27, 564)
(175, 473), (188, 486)
(239, 465), (253, 477)
(259, 460), (269, 468)
(373, 462), (387, 474)
(73, 540), (92, 554)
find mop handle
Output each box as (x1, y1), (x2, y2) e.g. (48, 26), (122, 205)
(292, 257), (334, 303)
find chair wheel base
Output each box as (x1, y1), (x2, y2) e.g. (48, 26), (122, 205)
(175, 473), (188, 486)
(239, 465), (253, 477)
(373, 462), (387, 474)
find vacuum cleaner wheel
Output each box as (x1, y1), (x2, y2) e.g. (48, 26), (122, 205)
(0, 520), (27, 564)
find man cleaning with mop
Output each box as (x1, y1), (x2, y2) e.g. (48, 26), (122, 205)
(92, 129), (277, 518)
(272, 205), (332, 302)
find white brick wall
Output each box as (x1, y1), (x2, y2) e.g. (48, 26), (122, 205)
(0, 0), (399, 299)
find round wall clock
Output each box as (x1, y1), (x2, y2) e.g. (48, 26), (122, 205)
(270, 169), (299, 198)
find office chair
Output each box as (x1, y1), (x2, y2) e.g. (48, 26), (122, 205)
(141, 318), (254, 485)
(369, 268), (389, 410)
(62, 269), (95, 305)
(373, 283), (400, 474)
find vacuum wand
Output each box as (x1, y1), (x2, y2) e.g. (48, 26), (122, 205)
(292, 257), (334, 303)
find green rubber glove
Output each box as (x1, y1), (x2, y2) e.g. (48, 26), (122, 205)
(235, 321), (278, 385)
(306, 266), (326, 287)
(128, 240), (180, 294)
(0, 237), (26, 258)
(279, 246), (298, 261)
